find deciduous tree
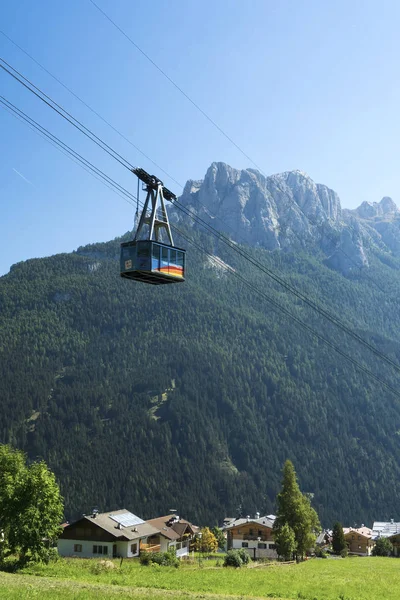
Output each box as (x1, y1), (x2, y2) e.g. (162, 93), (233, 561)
(196, 527), (218, 554)
(372, 537), (393, 557)
(0, 444), (63, 563)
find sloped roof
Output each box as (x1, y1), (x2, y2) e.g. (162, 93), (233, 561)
(223, 516), (275, 530)
(343, 526), (373, 539)
(372, 521), (400, 538)
(146, 515), (195, 541)
(64, 509), (160, 541)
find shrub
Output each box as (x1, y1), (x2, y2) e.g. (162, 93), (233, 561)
(340, 548), (348, 558)
(237, 548), (250, 565)
(223, 549), (250, 568)
(139, 551), (152, 566)
(140, 550), (179, 568)
(372, 537), (393, 557)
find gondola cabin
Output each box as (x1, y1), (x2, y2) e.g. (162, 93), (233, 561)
(120, 167), (185, 286)
(120, 240), (185, 285)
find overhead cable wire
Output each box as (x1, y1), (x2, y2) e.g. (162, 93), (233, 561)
(0, 31), (391, 297)
(0, 98), (137, 207)
(87, 1), (394, 292)
(0, 30), (181, 187)
(2, 60), (400, 376)
(0, 58), (132, 170)
(3, 97), (400, 399)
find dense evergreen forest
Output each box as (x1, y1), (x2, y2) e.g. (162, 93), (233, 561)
(1, 226), (400, 527)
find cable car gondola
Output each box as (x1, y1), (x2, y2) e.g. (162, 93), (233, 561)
(120, 167), (186, 285)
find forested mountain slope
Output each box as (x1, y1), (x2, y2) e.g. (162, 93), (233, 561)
(1, 166), (400, 527)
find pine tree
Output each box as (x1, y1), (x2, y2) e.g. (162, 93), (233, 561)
(273, 460), (321, 559)
(332, 522), (347, 555)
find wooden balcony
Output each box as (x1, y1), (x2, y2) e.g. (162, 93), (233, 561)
(140, 543), (161, 552)
(232, 534), (273, 542)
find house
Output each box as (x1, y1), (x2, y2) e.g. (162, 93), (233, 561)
(315, 529), (332, 547)
(58, 509), (162, 558)
(372, 520), (400, 556)
(343, 526), (375, 556)
(224, 514), (277, 559)
(146, 514), (197, 557)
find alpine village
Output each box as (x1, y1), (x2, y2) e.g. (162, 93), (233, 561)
(2, 3), (400, 600)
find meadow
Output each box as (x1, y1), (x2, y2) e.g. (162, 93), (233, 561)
(0, 556), (399, 599)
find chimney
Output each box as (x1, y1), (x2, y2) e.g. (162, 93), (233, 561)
(255, 512), (260, 520)
(117, 522), (122, 530)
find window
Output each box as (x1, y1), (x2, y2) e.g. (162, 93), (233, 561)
(93, 545), (98, 554)
(152, 244), (160, 270)
(242, 542), (248, 548)
(170, 249), (177, 266)
(74, 544), (82, 553)
(93, 545), (103, 554)
(258, 543), (267, 549)
(138, 243), (150, 257)
(249, 528), (254, 536)
(269, 544), (276, 550)
(103, 546), (108, 555)
(161, 247), (169, 266)
(177, 250), (184, 267)
(131, 543), (137, 555)
(258, 530), (262, 537)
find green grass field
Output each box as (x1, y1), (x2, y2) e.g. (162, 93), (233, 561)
(0, 556), (399, 599)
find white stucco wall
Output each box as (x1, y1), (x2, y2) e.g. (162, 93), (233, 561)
(57, 538), (142, 559)
(57, 539), (114, 559)
(232, 538), (277, 559)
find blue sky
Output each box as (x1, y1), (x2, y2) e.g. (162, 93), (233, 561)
(1, 0), (400, 275)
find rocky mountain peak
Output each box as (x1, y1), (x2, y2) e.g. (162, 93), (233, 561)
(352, 197), (399, 220)
(175, 162), (400, 274)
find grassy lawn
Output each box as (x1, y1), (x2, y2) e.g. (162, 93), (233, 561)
(1, 556), (399, 599)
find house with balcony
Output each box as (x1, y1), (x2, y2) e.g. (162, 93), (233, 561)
(224, 514), (277, 559)
(58, 509), (164, 558)
(343, 526), (375, 556)
(145, 514), (197, 557)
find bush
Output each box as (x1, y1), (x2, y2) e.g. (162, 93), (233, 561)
(372, 537), (393, 557)
(140, 550), (179, 568)
(223, 549), (250, 568)
(340, 548), (348, 558)
(237, 548), (250, 565)
(315, 548), (328, 558)
(139, 551), (152, 566)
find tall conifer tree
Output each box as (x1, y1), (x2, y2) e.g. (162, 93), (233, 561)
(273, 460), (320, 559)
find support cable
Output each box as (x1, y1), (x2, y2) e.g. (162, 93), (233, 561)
(1, 69), (400, 376)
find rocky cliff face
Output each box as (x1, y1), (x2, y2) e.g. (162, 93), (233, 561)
(175, 162), (400, 274)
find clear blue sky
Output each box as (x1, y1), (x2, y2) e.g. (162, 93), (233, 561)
(1, 0), (400, 276)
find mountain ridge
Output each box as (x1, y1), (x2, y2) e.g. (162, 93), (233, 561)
(1, 162), (400, 527)
(177, 162), (399, 274)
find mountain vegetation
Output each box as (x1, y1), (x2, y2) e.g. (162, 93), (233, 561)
(1, 163), (400, 527)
